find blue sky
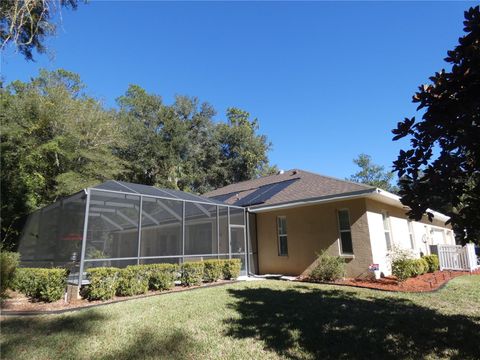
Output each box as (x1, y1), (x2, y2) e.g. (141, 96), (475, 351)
(1, 1), (471, 180)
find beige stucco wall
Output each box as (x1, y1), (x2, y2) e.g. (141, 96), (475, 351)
(365, 199), (454, 277)
(255, 198), (373, 278)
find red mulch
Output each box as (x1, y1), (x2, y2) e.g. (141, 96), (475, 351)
(329, 270), (480, 292)
(0, 280), (233, 314)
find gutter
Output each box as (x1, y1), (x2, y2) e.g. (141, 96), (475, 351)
(248, 187), (450, 222)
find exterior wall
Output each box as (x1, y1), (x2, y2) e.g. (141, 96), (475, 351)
(365, 199), (454, 277)
(255, 198), (373, 278)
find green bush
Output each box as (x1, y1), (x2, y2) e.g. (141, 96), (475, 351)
(13, 268), (67, 302)
(392, 258), (429, 281)
(423, 255), (439, 273)
(180, 262), (204, 286)
(0, 250), (19, 296)
(117, 266), (149, 296)
(222, 259), (242, 280)
(309, 251), (346, 282)
(144, 263), (178, 291)
(203, 260), (223, 282)
(84, 267), (119, 300)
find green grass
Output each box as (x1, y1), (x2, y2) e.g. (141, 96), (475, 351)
(2, 276), (480, 359)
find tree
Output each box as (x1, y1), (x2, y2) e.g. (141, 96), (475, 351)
(392, 6), (480, 244)
(214, 107), (273, 187)
(1, 69), (125, 246)
(348, 154), (398, 192)
(1, 0), (79, 60)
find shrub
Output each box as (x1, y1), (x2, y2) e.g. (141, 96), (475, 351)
(392, 258), (428, 281)
(423, 255), (439, 273)
(180, 262), (204, 286)
(203, 260), (223, 282)
(13, 268), (67, 302)
(84, 267), (119, 300)
(117, 266), (149, 296)
(309, 251), (346, 282)
(144, 263), (178, 291)
(222, 259), (242, 280)
(0, 250), (19, 296)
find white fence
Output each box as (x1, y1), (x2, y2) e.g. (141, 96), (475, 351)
(437, 243), (479, 271)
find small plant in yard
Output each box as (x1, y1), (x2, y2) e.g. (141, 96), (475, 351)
(203, 260), (223, 282)
(309, 251), (346, 282)
(389, 246), (430, 281)
(181, 261), (205, 286)
(117, 266), (149, 296)
(13, 268), (68, 302)
(0, 250), (19, 297)
(144, 263), (178, 291)
(422, 254), (439, 273)
(83, 267), (120, 300)
(222, 259), (242, 280)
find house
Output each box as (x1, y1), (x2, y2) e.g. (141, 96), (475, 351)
(205, 169), (455, 278)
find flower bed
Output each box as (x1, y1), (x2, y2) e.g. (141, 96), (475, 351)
(0, 280), (235, 314)
(329, 269), (480, 292)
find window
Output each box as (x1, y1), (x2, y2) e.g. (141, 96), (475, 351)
(337, 209), (353, 255)
(408, 220), (415, 249)
(276, 216), (288, 256)
(382, 211), (392, 251)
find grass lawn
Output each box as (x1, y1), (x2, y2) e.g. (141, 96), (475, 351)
(1, 276), (479, 360)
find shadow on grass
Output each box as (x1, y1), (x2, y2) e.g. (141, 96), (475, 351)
(102, 328), (202, 360)
(1, 310), (203, 360)
(225, 285), (480, 360)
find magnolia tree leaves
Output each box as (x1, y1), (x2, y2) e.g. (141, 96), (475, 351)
(392, 6), (480, 244)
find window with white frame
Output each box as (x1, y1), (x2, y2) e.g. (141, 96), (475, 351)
(337, 209), (353, 255)
(382, 211), (392, 251)
(276, 216), (288, 256)
(408, 220), (415, 249)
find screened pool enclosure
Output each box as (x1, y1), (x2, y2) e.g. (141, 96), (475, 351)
(18, 181), (250, 285)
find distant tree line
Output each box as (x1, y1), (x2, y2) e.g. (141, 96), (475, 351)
(0, 69), (277, 247)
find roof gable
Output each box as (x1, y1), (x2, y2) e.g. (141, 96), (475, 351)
(205, 169), (373, 207)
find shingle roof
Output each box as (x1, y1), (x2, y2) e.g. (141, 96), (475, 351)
(93, 180), (226, 205)
(204, 169), (374, 208)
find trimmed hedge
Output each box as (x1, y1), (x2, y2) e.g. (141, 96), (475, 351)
(203, 260), (223, 282)
(117, 266), (149, 296)
(84, 267), (120, 300)
(144, 263), (178, 291)
(423, 255), (440, 273)
(309, 251), (345, 282)
(0, 250), (19, 296)
(13, 268), (68, 302)
(181, 262), (205, 286)
(392, 258), (429, 281)
(222, 259), (242, 280)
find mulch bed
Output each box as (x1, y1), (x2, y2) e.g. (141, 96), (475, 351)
(0, 280), (234, 315)
(315, 270), (480, 293)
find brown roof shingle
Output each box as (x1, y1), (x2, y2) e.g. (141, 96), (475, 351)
(204, 169), (374, 208)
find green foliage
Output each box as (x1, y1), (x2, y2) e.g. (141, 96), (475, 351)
(84, 267), (119, 301)
(116, 266), (149, 296)
(222, 259), (242, 280)
(143, 263), (178, 291)
(0, 250), (19, 296)
(422, 255), (440, 273)
(392, 6), (480, 244)
(392, 258), (429, 281)
(180, 262), (205, 286)
(309, 251), (346, 282)
(1, 71), (274, 248)
(348, 154), (398, 193)
(1, 0), (79, 61)
(203, 260), (223, 282)
(13, 268), (67, 302)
